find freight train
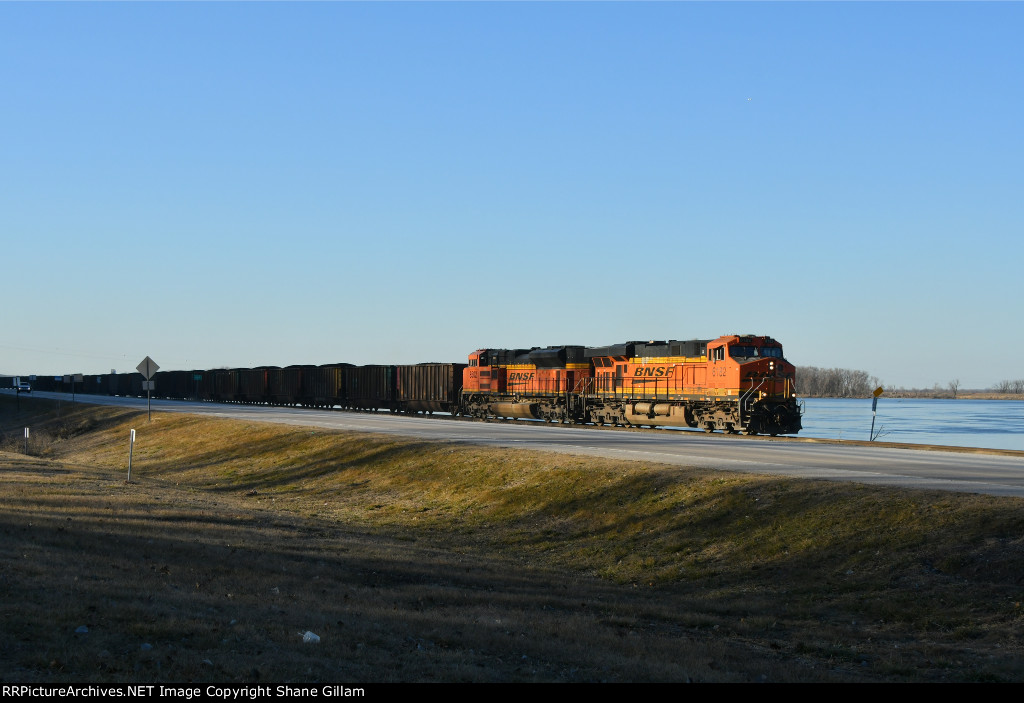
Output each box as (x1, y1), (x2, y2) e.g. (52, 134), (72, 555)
(25, 334), (803, 436)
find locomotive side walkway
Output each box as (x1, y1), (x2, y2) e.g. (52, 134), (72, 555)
(14, 390), (1024, 499)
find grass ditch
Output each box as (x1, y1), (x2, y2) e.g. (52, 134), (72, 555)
(1, 394), (1023, 682)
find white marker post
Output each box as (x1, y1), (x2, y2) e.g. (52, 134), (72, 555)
(127, 428), (136, 482)
(24, 427), (29, 454)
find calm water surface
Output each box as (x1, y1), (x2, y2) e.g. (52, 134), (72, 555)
(798, 398), (1024, 451)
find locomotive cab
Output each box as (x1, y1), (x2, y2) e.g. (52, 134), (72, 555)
(464, 350), (505, 393)
(708, 335), (801, 435)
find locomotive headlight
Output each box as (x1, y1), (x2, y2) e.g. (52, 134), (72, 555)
(769, 362), (775, 371)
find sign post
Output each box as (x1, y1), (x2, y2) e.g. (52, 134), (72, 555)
(62, 374), (84, 402)
(870, 386), (884, 441)
(137, 357), (160, 421)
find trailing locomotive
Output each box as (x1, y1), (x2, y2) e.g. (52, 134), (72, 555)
(26, 334), (802, 436)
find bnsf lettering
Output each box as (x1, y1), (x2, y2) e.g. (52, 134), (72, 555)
(633, 367), (673, 378)
(509, 373), (536, 382)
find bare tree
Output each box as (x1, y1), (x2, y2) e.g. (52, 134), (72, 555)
(995, 379), (1024, 394)
(948, 379), (960, 399)
(797, 366), (880, 398)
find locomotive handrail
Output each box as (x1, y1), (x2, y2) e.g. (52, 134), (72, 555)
(574, 377), (595, 394)
(740, 377), (768, 414)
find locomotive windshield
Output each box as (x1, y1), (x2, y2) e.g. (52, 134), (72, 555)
(729, 345), (759, 358)
(729, 345), (784, 359)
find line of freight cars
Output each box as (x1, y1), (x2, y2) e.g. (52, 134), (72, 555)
(28, 363), (465, 414)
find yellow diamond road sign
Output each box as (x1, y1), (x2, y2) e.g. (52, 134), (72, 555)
(873, 386), (884, 398)
(137, 356), (160, 380)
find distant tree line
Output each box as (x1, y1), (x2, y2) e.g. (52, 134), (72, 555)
(797, 366), (880, 398)
(796, 368), (1024, 398)
(994, 379), (1024, 394)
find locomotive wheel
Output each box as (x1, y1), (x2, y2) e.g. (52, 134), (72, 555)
(704, 422), (715, 433)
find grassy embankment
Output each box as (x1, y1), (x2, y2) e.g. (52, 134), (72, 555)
(1, 394), (1022, 683)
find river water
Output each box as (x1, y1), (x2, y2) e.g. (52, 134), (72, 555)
(798, 397), (1024, 451)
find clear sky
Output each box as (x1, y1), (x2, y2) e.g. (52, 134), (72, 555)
(1, 2), (1020, 389)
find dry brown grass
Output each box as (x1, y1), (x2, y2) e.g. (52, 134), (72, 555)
(1, 394), (1023, 682)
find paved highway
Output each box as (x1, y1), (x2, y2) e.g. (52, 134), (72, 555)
(13, 390), (1024, 498)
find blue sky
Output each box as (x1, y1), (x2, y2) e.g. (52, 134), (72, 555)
(1, 2), (1020, 389)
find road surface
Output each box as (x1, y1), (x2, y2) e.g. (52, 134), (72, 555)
(12, 390), (1024, 498)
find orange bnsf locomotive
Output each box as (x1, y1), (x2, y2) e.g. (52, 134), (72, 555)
(461, 334), (802, 435)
